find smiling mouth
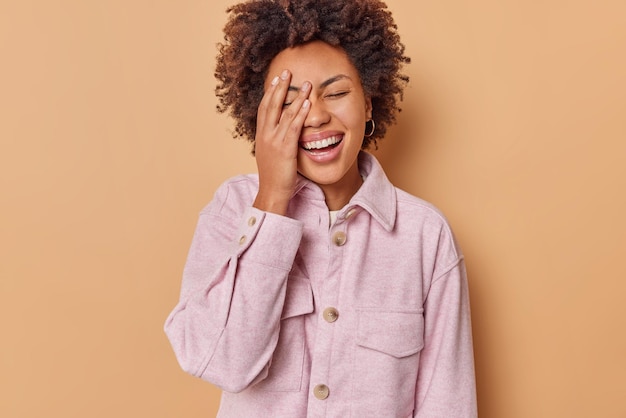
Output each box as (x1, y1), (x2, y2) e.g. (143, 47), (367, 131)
(300, 135), (343, 151)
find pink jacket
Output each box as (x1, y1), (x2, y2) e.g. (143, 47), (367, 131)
(165, 152), (477, 417)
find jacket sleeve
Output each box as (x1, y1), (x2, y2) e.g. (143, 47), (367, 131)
(414, 257), (478, 417)
(164, 182), (304, 393)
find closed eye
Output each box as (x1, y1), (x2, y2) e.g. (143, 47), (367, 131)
(283, 96), (297, 107)
(326, 91), (349, 99)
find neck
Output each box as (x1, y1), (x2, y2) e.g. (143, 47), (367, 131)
(319, 164), (363, 211)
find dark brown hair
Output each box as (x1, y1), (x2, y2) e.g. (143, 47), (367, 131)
(215, 0), (410, 149)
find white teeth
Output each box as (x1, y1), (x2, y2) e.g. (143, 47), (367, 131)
(303, 135), (342, 150)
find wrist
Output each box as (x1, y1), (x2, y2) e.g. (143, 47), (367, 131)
(253, 192), (290, 216)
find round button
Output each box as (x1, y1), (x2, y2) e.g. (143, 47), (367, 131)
(238, 235), (246, 245)
(313, 384), (329, 400)
(345, 208), (357, 219)
(323, 307), (339, 323)
(248, 216), (257, 226)
(332, 231), (347, 246)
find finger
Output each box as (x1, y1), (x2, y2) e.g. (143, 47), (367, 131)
(286, 98), (311, 143)
(281, 83), (312, 145)
(267, 70), (292, 125)
(277, 79), (311, 124)
(257, 72), (282, 131)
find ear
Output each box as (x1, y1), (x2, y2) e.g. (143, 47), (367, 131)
(365, 96), (373, 119)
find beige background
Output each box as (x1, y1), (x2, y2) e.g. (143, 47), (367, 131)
(1, 0), (625, 417)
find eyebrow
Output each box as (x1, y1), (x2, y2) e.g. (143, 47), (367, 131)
(288, 74), (352, 92)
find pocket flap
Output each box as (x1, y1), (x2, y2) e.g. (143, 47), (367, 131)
(281, 276), (314, 320)
(356, 309), (424, 358)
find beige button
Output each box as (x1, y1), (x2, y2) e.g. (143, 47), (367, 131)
(247, 216), (257, 226)
(239, 235), (246, 245)
(313, 384), (329, 400)
(332, 231), (346, 246)
(345, 208), (357, 219)
(323, 307), (339, 323)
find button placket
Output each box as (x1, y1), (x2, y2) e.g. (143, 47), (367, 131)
(309, 212), (347, 412)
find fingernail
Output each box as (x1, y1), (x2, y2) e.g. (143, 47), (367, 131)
(301, 81), (311, 91)
(271, 76), (279, 86)
(280, 70), (289, 80)
(302, 99), (310, 109)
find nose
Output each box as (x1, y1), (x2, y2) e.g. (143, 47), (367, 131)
(303, 97), (331, 128)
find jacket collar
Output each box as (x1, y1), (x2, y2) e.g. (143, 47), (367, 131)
(293, 151), (397, 232)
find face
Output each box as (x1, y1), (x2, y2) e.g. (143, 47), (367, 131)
(265, 41), (372, 198)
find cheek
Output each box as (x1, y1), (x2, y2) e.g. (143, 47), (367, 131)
(332, 100), (368, 131)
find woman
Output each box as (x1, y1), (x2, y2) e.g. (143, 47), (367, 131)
(165, 0), (477, 416)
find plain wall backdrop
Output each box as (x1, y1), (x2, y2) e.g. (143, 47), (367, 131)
(1, 0), (625, 417)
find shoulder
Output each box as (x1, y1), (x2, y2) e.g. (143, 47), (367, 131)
(394, 187), (463, 262)
(200, 174), (259, 218)
(395, 188), (450, 227)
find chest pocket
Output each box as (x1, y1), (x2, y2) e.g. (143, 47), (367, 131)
(356, 308), (424, 357)
(256, 275), (314, 392)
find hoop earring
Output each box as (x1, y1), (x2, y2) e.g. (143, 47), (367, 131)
(364, 119), (376, 137)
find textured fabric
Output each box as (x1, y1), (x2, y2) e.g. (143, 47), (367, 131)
(165, 152), (477, 417)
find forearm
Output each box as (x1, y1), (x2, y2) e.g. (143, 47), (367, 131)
(164, 207), (304, 392)
(414, 259), (477, 417)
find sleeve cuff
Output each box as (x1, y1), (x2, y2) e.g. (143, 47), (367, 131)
(231, 207), (304, 271)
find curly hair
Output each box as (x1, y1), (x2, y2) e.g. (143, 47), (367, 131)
(215, 0), (410, 149)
